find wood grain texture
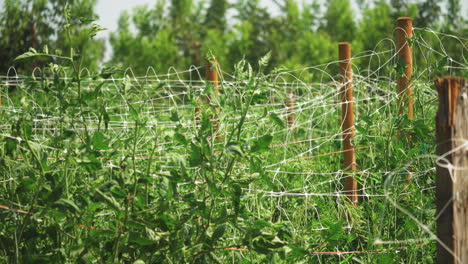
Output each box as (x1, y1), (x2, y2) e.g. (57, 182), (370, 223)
(396, 17), (413, 120)
(435, 77), (467, 264)
(339, 42), (357, 204)
(453, 79), (468, 264)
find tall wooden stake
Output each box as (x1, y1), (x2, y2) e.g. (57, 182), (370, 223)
(206, 58), (219, 95)
(396, 17), (414, 183)
(339, 42), (357, 204)
(435, 77), (468, 264)
(206, 58), (221, 139)
(396, 17), (413, 120)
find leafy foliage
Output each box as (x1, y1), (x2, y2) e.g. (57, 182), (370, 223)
(0, 0), (463, 263)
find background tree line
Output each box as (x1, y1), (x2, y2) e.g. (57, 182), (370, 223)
(0, 0), (466, 78)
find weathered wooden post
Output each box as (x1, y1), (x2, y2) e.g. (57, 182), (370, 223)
(396, 17), (414, 183)
(206, 58), (219, 95)
(435, 77), (468, 264)
(339, 42), (357, 204)
(396, 17), (413, 120)
(206, 58), (221, 139)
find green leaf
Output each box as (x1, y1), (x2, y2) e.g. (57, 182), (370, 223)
(259, 51), (272, 67)
(99, 67), (121, 79)
(253, 219), (272, 230)
(14, 47), (70, 62)
(395, 58), (407, 77)
(320, 219), (345, 246)
(354, 124), (366, 134)
(14, 50), (38, 62)
(249, 156), (264, 174)
(95, 189), (122, 211)
(91, 229), (114, 239)
(5, 137), (17, 156)
(89, 24), (106, 38)
(110, 185), (126, 199)
(170, 110), (180, 122)
(211, 224), (226, 241)
(127, 220), (146, 230)
(93, 82), (106, 96)
(129, 233), (157, 246)
(189, 142), (203, 166)
(170, 154), (186, 169)
(19, 178), (37, 191)
(128, 105), (140, 121)
(285, 245), (308, 261)
(55, 198), (81, 214)
(338, 254), (355, 264)
(64, 3), (71, 21)
(251, 134), (273, 153)
(269, 112), (285, 128)
(100, 105), (110, 130)
(92, 132), (109, 150)
(200, 112), (212, 133)
(174, 133), (188, 145)
(204, 82), (214, 95)
(436, 56), (449, 72)
(252, 236), (285, 254)
(259, 107), (268, 120)
(48, 186), (64, 203)
(232, 173), (259, 185)
(79, 17), (96, 24)
(226, 142), (243, 156)
(377, 254), (395, 264)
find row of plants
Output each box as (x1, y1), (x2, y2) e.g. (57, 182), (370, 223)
(0, 7), (446, 263)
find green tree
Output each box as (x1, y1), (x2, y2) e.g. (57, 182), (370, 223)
(322, 0), (356, 42)
(268, 0), (335, 71)
(389, 0), (418, 20)
(204, 0), (228, 32)
(353, 0), (394, 76)
(229, 0), (276, 70)
(110, 0), (211, 74)
(0, 0), (104, 74)
(201, 0), (229, 69)
(415, 0), (442, 28)
(446, 0), (464, 31)
(109, 5), (180, 74)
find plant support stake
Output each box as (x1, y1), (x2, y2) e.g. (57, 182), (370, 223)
(396, 17), (414, 183)
(396, 17), (413, 120)
(339, 42), (357, 204)
(435, 77), (468, 264)
(206, 58), (221, 139)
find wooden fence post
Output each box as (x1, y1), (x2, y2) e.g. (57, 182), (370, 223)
(396, 17), (414, 183)
(206, 58), (221, 139)
(206, 58), (219, 95)
(339, 42), (357, 204)
(396, 17), (413, 120)
(435, 77), (468, 264)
